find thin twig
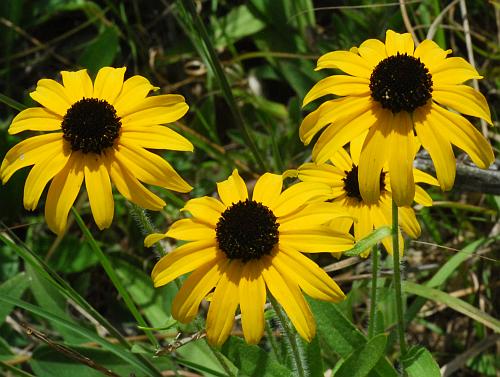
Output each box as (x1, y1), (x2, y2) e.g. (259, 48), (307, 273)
(399, 0), (419, 45)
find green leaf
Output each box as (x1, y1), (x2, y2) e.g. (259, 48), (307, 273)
(0, 273), (29, 325)
(304, 336), (324, 377)
(48, 236), (98, 273)
(404, 282), (500, 332)
(335, 334), (387, 377)
(221, 336), (290, 376)
(212, 5), (265, 48)
(176, 340), (236, 377)
(308, 299), (398, 377)
(78, 26), (119, 76)
(344, 227), (391, 257)
(402, 345), (441, 377)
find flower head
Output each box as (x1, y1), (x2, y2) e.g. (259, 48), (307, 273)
(285, 134), (439, 255)
(146, 170), (354, 346)
(301, 30), (494, 206)
(1, 67), (193, 234)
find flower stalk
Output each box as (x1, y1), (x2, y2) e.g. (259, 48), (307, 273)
(368, 244), (379, 338)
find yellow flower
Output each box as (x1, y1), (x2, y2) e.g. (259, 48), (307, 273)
(146, 169), (354, 346)
(285, 135), (439, 255)
(1, 67), (193, 234)
(300, 30), (494, 207)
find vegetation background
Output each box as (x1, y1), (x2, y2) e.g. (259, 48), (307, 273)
(0, 0), (498, 376)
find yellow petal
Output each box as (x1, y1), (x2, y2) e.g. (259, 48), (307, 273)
(279, 227), (354, 253)
(23, 142), (71, 210)
(316, 50), (373, 78)
(182, 197), (225, 227)
(113, 75), (157, 115)
(45, 153), (84, 235)
(413, 106), (456, 191)
(144, 233), (168, 247)
(303, 75), (369, 106)
(432, 84), (491, 124)
(385, 30), (414, 56)
(109, 159), (165, 211)
(414, 39), (451, 71)
(1, 133), (63, 183)
(414, 185), (433, 206)
(252, 173), (282, 208)
(349, 131), (368, 165)
(373, 195), (404, 255)
(114, 142), (192, 192)
(120, 95), (188, 126)
(399, 206), (421, 239)
(388, 112), (415, 206)
(93, 67), (126, 104)
(262, 261), (315, 342)
(330, 147), (353, 172)
(120, 125), (193, 151)
(216, 169), (248, 207)
(152, 239), (220, 286)
(61, 69), (93, 103)
(166, 218), (215, 241)
(358, 109), (392, 204)
(295, 162), (345, 186)
(206, 261), (241, 346)
(413, 169), (439, 186)
(29, 78), (73, 116)
(274, 246), (345, 302)
(431, 103), (494, 169)
(353, 204), (374, 241)
(272, 182), (332, 217)
(173, 258), (225, 323)
(312, 100), (379, 164)
(431, 57), (482, 85)
(8, 107), (62, 134)
(239, 260), (266, 344)
(357, 38), (387, 67)
(279, 202), (351, 232)
(299, 101), (329, 145)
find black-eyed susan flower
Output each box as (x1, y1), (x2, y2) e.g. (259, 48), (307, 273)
(1, 67), (193, 234)
(145, 169), (354, 346)
(300, 29), (494, 207)
(285, 134), (439, 255)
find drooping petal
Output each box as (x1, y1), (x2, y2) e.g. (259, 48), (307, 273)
(295, 162), (345, 187)
(239, 260), (266, 344)
(262, 261), (315, 342)
(206, 261), (241, 346)
(330, 147), (353, 172)
(431, 103), (494, 169)
(252, 173), (282, 208)
(349, 131), (368, 165)
(120, 95), (188, 126)
(358, 109), (393, 204)
(353, 204), (374, 241)
(279, 227), (354, 253)
(431, 57), (482, 85)
(45, 153), (84, 234)
(414, 106), (456, 191)
(414, 39), (451, 71)
(144, 233), (168, 247)
(432, 84), (492, 124)
(84, 153), (114, 230)
(30, 78), (73, 116)
(279, 202), (351, 232)
(216, 169), (248, 207)
(61, 69), (93, 103)
(388, 112), (415, 206)
(385, 30), (414, 56)
(414, 185), (433, 206)
(113, 75), (158, 115)
(357, 38), (387, 67)
(271, 182), (332, 217)
(413, 169), (439, 186)
(182, 197), (225, 227)
(303, 75), (370, 106)
(273, 246), (345, 302)
(399, 206), (421, 239)
(1, 133), (63, 183)
(8, 108), (62, 134)
(23, 142), (71, 210)
(373, 195), (404, 255)
(109, 159), (165, 211)
(315, 50), (373, 78)
(299, 102), (328, 145)
(93, 67), (126, 105)
(119, 125), (193, 151)
(172, 258), (225, 323)
(166, 218), (215, 241)
(152, 239), (220, 287)
(114, 142), (192, 192)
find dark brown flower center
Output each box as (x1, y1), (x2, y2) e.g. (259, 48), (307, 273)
(343, 164), (386, 201)
(215, 199), (279, 262)
(369, 53), (432, 113)
(61, 98), (121, 154)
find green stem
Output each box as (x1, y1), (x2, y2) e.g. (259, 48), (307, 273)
(391, 199), (407, 357)
(368, 244), (379, 338)
(0, 92), (26, 111)
(269, 295), (307, 377)
(207, 343), (237, 377)
(265, 319), (282, 363)
(127, 202), (166, 257)
(179, 0), (268, 172)
(72, 209), (159, 348)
